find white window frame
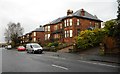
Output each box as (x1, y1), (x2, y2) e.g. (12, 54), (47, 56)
(77, 19), (80, 25)
(70, 19), (72, 26)
(45, 26), (47, 32)
(67, 19), (69, 26)
(33, 32), (36, 36)
(45, 34), (47, 40)
(48, 26), (50, 31)
(70, 30), (73, 37)
(67, 30), (69, 37)
(95, 23), (99, 28)
(33, 38), (36, 42)
(65, 31), (67, 38)
(64, 20), (66, 27)
(48, 34), (50, 39)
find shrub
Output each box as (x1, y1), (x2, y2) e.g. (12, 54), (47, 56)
(47, 42), (59, 47)
(76, 29), (106, 49)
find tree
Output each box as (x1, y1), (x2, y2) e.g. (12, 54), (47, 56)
(117, 0), (120, 20)
(4, 22), (24, 47)
(104, 19), (117, 36)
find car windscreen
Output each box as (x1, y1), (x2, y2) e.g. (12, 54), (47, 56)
(32, 45), (41, 48)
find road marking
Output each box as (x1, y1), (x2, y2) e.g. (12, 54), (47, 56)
(78, 60), (119, 68)
(47, 56), (66, 60)
(52, 64), (68, 70)
(34, 54), (42, 56)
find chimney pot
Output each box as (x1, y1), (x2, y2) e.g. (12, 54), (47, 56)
(67, 9), (73, 16)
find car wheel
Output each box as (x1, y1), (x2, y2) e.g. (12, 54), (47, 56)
(27, 50), (29, 53)
(32, 50), (35, 54)
(39, 51), (42, 54)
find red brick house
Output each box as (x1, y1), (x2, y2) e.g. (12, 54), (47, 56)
(20, 26), (45, 45)
(44, 9), (102, 44)
(30, 26), (45, 45)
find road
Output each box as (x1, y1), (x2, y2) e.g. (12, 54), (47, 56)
(1, 48), (119, 72)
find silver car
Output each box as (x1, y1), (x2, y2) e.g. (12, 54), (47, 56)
(26, 43), (43, 54)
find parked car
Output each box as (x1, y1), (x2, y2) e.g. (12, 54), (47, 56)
(5, 45), (12, 49)
(17, 46), (26, 51)
(26, 43), (43, 54)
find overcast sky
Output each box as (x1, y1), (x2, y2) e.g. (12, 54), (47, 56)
(0, 0), (118, 43)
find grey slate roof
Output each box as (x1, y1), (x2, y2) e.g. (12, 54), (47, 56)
(32, 27), (44, 32)
(46, 9), (102, 25)
(73, 9), (102, 21)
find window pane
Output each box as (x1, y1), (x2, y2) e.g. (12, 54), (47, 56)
(45, 34), (47, 40)
(70, 30), (73, 37)
(48, 26), (50, 31)
(45, 26), (47, 31)
(64, 20), (66, 27)
(34, 38), (36, 42)
(67, 19), (69, 26)
(48, 34), (50, 39)
(67, 30), (69, 37)
(77, 19), (80, 25)
(34, 32), (36, 36)
(70, 19), (72, 26)
(65, 31), (66, 38)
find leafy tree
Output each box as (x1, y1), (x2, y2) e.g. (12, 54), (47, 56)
(104, 19), (117, 36)
(4, 22), (24, 47)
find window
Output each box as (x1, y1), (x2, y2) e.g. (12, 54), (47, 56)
(64, 20), (66, 27)
(54, 34), (60, 39)
(48, 34), (50, 39)
(90, 22), (92, 26)
(77, 19), (80, 25)
(65, 31), (67, 38)
(54, 25), (58, 30)
(33, 38), (36, 42)
(67, 30), (69, 37)
(48, 26), (50, 31)
(70, 30), (73, 37)
(70, 19), (72, 26)
(95, 23), (99, 28)
(45, 34), (47, 40)
(45, 26), (48, 32)
(77, 29), (80, 35)
(33, 32), (36, 36)
(45, 34), (50, 40)
(60, 23), (62, 29)
(67, 19), (69, 26)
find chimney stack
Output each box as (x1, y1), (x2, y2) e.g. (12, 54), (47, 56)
(81, 9), (85, 16)
(67, 9), (73, 16)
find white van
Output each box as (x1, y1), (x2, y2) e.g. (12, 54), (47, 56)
(26, 43), (43, 54)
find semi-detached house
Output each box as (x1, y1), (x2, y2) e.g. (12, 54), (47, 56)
(44, 9), (102, 44)
(19, 26), (45, 45)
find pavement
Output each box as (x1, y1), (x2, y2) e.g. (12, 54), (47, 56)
(43, 47), (120, 65)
